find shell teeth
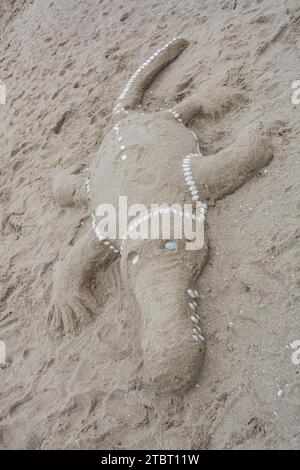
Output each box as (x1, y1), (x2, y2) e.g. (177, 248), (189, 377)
(193, 289), (199, 298)
(188, 302), (195, 311)
(188, 288), (199, 299)
(192, 328), (205, 342)
(195, 325), (202, 335)
(190, 315), (199, 324)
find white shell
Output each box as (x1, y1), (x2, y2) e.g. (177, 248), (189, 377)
(132, 255), (139, 265)
(193, 331), (205, 342)
(195, 325), (202, 335)
(188, 302), (195, 311)
(193, 289), (199, 299)
(187, 288), (198, 299)
(190, 315), (199, 324)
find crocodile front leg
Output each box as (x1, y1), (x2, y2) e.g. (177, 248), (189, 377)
(52, 164), (89, 208)
(46, 228), (119, 338)
(191, 126), (273, 202)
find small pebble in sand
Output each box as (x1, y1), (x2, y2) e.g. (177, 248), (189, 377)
(165, 241), (177, 250)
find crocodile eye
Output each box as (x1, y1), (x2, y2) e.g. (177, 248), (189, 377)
(164, 241), (177, 251)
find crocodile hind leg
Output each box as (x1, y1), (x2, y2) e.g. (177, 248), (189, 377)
(52, 164), (89, 208)
(47, 227), (119, 338)
(172, 87), (246, 125)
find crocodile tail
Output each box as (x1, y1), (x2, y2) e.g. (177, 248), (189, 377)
(113, 37), (189, 115)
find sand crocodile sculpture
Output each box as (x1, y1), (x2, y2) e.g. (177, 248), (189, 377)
(48, 37), (273, 393)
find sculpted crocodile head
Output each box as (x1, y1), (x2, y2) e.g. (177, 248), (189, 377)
(121, 232), (208, 393)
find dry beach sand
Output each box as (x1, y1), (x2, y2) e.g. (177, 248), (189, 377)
(0, 0), (300, 450)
